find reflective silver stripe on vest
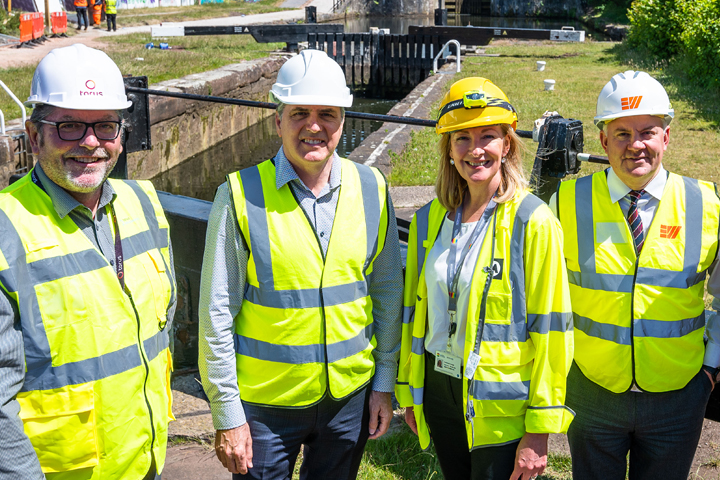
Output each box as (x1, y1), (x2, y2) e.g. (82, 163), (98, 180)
(403, 306), (415, 324)
(234, 323), (374, 364)
(471, 380), (530, 401)
(411, 336), (425, 356)
(409, 385), (424, 405)
(633, 313), (705, 338)
(528, 312), (574, 334)
(574, 313), (632, 345)
(238, 162), (381, 309)
(414, 202), (432, 282)
(508, 194), (544, 340)
(482, 322), (528, 343)
(21, 329), (169, 392)
(355, 163), (382, 273)
(567, 269), (634, 293)
(573, 175), (707, 291)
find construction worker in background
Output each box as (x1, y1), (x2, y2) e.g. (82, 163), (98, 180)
(104, 0), (117, 32)
(198, 49), (403, 479)
(552, 70), (720, 479)
(91, 0), (102, 29)
(74, 0), (88, 30)
(0, 44), (176, 480)
(397, 77), (574, 480)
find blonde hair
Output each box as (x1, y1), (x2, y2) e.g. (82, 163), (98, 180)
(435, 125), (529, 212)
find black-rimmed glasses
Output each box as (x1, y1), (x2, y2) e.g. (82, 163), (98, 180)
(37, 120), (122, 141)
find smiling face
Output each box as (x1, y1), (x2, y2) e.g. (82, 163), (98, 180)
(26, 107), (123, 198)
(275, 104), (344, 171)
(449, 125), (510, 193)
(600, 114), (669, 190)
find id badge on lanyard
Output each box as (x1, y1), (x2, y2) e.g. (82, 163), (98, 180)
(434, 199), (497, 379)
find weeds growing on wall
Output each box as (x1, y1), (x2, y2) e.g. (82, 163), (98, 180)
(0, 8), (21, 36)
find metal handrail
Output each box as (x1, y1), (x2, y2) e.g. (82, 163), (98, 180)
(433, 39), (461, 75)
(0, 109), (4, 135)
(0, 80), (27, 126)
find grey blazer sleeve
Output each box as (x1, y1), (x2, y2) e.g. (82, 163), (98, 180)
(0, 289), (44, 479)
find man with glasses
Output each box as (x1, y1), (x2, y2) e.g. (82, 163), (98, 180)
(0, 44), (176, 479)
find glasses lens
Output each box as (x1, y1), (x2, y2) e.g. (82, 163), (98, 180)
(94, 122), (121, 140)
(57, 122), (120, 141)
(57, 122), (87, 141)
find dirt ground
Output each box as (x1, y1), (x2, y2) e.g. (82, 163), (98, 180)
(0, 29), (110, 69)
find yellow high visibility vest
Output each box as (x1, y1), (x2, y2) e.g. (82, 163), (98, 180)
(104, 0), (116, 15)
(558, 171), (720, 393)
(396, 191), (574, 450)
(227, 158), (389, 406)
(0, 171), (175, 478)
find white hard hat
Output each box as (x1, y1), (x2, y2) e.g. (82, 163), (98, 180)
(594, 70), (674, 130)
(270, 49), (352, 108)
(25, 43), (132, 110)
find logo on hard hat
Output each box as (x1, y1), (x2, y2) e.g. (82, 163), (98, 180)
(80, 79), (103, 97)
(621, 96), (642, 110)
(85, 80), (96, 90)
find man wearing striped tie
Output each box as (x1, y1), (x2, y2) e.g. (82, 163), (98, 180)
(552, 71), (720, 479)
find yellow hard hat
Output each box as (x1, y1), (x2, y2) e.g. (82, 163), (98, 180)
(436, 77), (518, 134)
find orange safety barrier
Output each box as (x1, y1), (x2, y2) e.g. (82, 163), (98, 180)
(51, 12), (67, 34)
(19, 13), (33, 43)
(32, 12), (45, 40)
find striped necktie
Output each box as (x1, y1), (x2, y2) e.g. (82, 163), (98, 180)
(627, 190), (645, 255)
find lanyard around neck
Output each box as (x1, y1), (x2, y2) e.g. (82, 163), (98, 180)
(445, 198), (498, 342)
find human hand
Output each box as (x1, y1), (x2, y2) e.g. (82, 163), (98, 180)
(404, 406), (418, 435)
(215, 424), (253, 474)
(509, 432), (548, 480)
(704, 368), (716, 391)
(368, 391), (393, 439)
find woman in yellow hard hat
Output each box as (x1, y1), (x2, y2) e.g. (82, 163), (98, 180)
(395, 77), (575, 480)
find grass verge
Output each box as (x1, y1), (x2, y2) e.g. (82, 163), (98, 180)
(389, 41), (720, 187)
(0, 33), (284, 121)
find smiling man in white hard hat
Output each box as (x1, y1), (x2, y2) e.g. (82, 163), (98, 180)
(552, 70), (720, 479)
(0, 44), (176, 480)
(198, 49), (403, 479)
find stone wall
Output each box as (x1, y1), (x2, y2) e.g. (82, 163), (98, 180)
(127, 55), (288, 180)
(0, 135), (14, 189)
(342, 0), (435, 17)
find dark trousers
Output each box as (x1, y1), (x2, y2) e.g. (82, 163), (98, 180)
(424, 352), (519, 480)
(566, 362), (711, 480)
(106, 13), (116, 31)
(233, 386), (371, 480)
(76, 7), (88, 28)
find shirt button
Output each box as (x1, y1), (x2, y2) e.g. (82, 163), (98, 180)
(110, 260), (115, 266)
(320, 232), (325, 238)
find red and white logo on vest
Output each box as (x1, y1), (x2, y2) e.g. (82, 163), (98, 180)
(621, 96), (642, 110)
(80, 79), (103, 97)
(660, 225), (682, 239)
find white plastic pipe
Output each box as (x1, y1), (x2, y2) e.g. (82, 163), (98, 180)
(0, 109), (5, 135)
(0, 80), (27, 126)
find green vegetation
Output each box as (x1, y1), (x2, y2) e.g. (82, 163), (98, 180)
(0, 6), (21, 36)
(627, 0), (720, 89)
(0, 33), (283, 122)
(114, 0), (285, 27)
(390, 42), (720, 187)
(584, 0), (631, 25)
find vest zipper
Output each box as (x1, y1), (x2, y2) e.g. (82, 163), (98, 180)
(127, 289), (157, 457)
(629, 259), (640, 391)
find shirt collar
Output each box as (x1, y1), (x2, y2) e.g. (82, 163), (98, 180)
(606, 165), (667, 204)
(274, 147), (342, 192)
(34, 163), (117, 219)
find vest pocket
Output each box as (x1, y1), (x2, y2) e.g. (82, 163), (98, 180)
(143, 250), (171, 329)
(17, 383), (98, 473)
